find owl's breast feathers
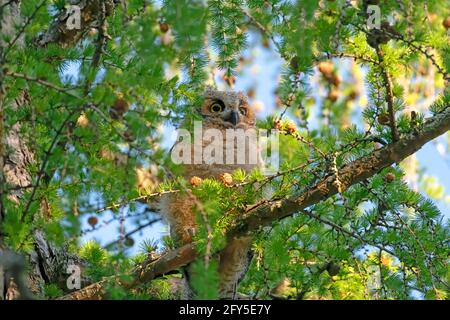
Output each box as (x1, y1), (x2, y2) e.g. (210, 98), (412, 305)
(183, 119), (262, 180)
(160, 90), (259, 298)
(162, 120), (261, 245)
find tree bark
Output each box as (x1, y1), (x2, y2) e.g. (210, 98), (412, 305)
(34, 0), (115, 48)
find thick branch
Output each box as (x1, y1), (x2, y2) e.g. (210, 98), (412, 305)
(233, 105), (450, 235)
(132, 243), (197, 286)
(59, 243), (197, 300)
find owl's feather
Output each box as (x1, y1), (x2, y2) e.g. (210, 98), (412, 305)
(159, 89), (260, 299)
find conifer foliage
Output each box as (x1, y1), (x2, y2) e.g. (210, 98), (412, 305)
(0, 0), (449, 300)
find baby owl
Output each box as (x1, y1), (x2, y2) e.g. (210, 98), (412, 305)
(160, 88), (261, 299)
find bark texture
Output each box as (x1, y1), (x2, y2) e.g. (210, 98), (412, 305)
(34, 0), (115, 47)
(0, 0), (88, 300)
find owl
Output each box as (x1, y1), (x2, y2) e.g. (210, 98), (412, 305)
(160, 88), (260, 299)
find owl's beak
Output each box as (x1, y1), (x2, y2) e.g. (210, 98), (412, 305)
(228, 110), (240, 126)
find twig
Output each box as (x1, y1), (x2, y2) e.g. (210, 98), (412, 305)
(92, 160), (321, 219)
(375, 46), (400, 142)
(95, 190), (179, 214)
(70, 210), (154, 242)
(104, 218), (161, 249)
(384, 31), (449, 82)
(58, 243), (197, 300)
(19, 106), (81, 224)
(237, 104), (450, 235)
(4, 71), (82, 100)
(241, 9), (284, 58)
(302, 209), (396, 256)
(321, 52), (380, 66)
(332, 0), (352, 52)
(90, 1), (109, 69)
(350, 22), (449, 82)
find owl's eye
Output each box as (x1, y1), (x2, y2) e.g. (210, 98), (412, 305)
(210, 101), (224, 113)
(239, 107), (247, 116)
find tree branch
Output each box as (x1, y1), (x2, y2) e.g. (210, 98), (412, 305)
(233, 105), (450, 236)
(4, 71), (82, 100)
(58, 243), (197, 300)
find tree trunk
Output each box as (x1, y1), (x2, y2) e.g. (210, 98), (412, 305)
(0, 0), (83, 300)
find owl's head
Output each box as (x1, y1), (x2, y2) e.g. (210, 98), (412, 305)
(200, 88), (255, 129)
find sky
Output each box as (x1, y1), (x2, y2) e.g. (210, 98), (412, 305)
(59, 30), (450, 257)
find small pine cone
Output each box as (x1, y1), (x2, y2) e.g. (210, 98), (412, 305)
(159, 22), (169, 33)
(326, 261), (341, 276)
(76, 113), (89, 127)
(318, 61), (333, 78)
(327, 89), (339, 102)
(286, 120), (297, 134)
(125, 237), (135, 247)
(253, 100), (264, 113)
(274, 119), (282, 130)
(123, 129), (134, 142)
(147, 251), (159, 262)
(111, 95), (129, 119)
(347, 89), (359, 100)
(190, 176), (203, 187)
(275, 96), (283, 108)
(331, 74), (342, 87)
(377, 113), (390, 125)
(247, 87), (255, 99)
(114, 98), (129, 113)
(87, 216), (98, 227)
(367, 28), (390, 48)
(384, 172), (395, 183)
(443, 17), (450, 29)
(219, 173), (233, 186)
